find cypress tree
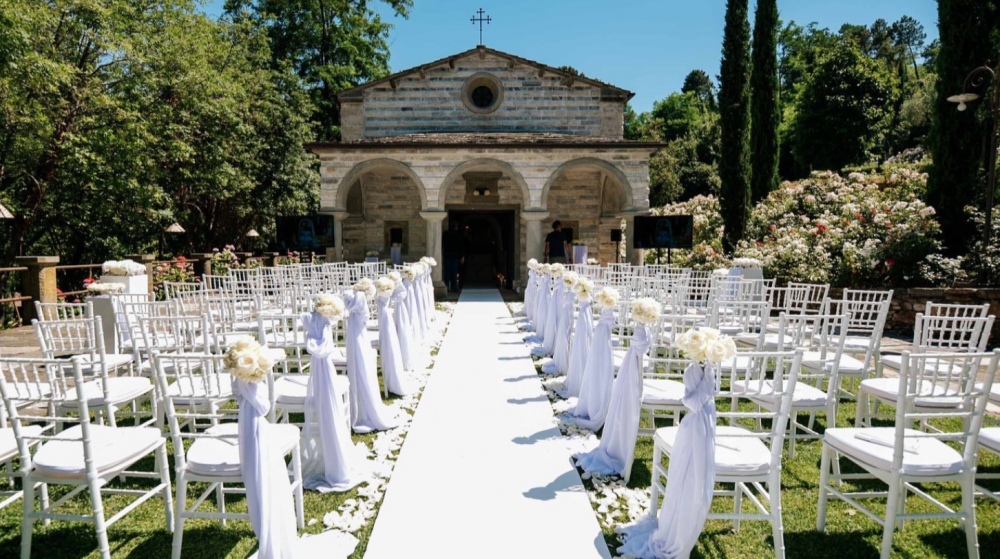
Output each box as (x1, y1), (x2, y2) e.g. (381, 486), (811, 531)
(719, 0), (752, 251)
(927, 0), (1000, 255)
(750, 0), (780, 203)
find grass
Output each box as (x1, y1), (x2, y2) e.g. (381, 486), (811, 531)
(0, 303), (454, 559)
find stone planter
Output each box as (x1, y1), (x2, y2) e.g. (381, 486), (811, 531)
(572, 245), (588, 265)
(365, 256), (379, 263)
(100, 274), (148, 295)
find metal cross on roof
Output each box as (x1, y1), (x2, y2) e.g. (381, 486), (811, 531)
(471, 8), (490, 46)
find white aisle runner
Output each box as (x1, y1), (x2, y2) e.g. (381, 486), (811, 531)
(364, 288), (611, 559)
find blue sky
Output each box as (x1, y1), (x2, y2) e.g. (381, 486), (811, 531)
(202, 0), (938, 113)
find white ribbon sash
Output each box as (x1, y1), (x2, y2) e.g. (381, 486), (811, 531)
(377, 294), (414, 396)
(343, 291), (405, 434)
(566, 306), (615, 429)
(563, 298), (594, 397)
(391, 284), (415, 371)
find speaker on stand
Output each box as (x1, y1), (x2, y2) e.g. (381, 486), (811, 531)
(610, 229), (622, 264)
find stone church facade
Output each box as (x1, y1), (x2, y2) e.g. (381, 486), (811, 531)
(306, 46), (660, 293)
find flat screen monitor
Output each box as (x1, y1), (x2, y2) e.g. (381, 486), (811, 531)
(632, 215), (694, 250)
(275, 215), (335, 251)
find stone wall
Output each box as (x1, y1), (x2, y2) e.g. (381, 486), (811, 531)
(343, 53), (623, 140)
(831, 287), (1000, 342)
(343, 172), (426, 262)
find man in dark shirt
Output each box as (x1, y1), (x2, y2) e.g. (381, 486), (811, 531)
(545, 220), (569, 264)
(442, 220), (464, 292)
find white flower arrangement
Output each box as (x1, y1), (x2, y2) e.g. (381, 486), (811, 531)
(562, 271), (579, 289)
(314, 294), (347, 321)
(365, 250), (379, 257)
(539, 263), (552, 276)
(677, 327), (737, 365)
(388, 271), (402, 287)
(375, 277), (395, 297)
(101, 259), (146, 277)
(420, 256), (437, 267)
(630, 297), (662, 326)
(593, 287), (620, 310)
(223, 337), (282, 383)
(574, 278), (595, 301)
(353, 278), (376, 299)
(527, 258), (539, 271)
(402, 265), (418, 281)
(712, 268), (730, 277)
(412, 262), (426, 276)
(586, 258), (598, 265)
(86, 281), (125, 294)
(731, 257), (763, 269)
(550, 262), (565, 279)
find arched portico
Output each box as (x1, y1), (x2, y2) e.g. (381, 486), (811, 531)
(335, 158), (429, 210)
(435, 158), (531, 211)
(539, 157), (635, 210)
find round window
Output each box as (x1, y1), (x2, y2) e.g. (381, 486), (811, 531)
(462, 73), (504, 114)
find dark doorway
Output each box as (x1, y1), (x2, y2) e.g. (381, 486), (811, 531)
(447, 209), (517, 290)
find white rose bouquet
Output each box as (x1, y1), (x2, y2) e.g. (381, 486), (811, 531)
(402, 265), (418, 282)
(539, 263), (552, 276)
(593, 287), (620, 310)
(562, 270), (579, 289)
(527, 258), (539, 271)
(586, 258), (598, 265)
(677, 327), (737, 365)
(353, 278), (376, 299)
(550, 262), (565, 279)
(314, 294), (346, 321)
(712, 268), (730, 277)
(375, 276), (395, 297)
(223, 337), (282, 383)
(388, 271), (402, 287)
(574, 278), (595, 301)
(87, 281), (125, 294)
(412, 262), (426, 277)
(731, 257), (762, 269)
(630, 297), (662, 326)
(420, 256), (437, 267)
(102, 259), (147, 277)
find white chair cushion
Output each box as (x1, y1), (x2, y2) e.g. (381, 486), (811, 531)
(167, 373), (234, 405)
(720, 354), (754, 372)
(802, 351), (866, 374)
(656, 425), (771, 476)
(613, 349), (627, 371)
(844, 335), (875, 351)
(0, 425), (43, 462)
(60, 377), (153, 407)
(731, 379), (828, 407)
(76, 353), (133, 373)
(880, 354), (964, 374)
(859, 377), (962, 408)
(186, 422), (300, 476)
(274, 374), (350, 406)
(825, 427), (964, 476)
(32, 425), (162, 478)
(735, 333), (791, 351)
(980, 427), (1000, 454)
(642, 378), (685, 406)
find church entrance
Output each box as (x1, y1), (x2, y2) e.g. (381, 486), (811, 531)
(447, 208), (517, 290)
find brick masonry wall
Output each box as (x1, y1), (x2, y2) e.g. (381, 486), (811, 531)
(342, 172), (426, 262)
(830, 287), (1000, 343)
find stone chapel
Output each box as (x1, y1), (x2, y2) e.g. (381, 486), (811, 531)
(306, 45), (661, 294)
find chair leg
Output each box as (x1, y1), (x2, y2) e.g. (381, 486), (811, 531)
(156, 444), (174, 533)
(88, 476), (111, 559)
(733, 482), (743, 531)
(40, 483), (50, 527)
(817, 444), (830, 532)
(106, 404), (117, 428)
(788, 414), (797, 460)
(216, 482), (227, 527)
(20, 475), (34, 559)
(880, 474), (902, 559)
(172, 478), (187, 559)
(855, 390), (867, 428)
(962, 475), (980, 559)
(770, 473), (786, 559)
(292, 443), (305, 530)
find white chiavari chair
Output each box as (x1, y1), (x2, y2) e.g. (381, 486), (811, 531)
(818, 350), (999, 559)
(0, 356), (172, 559)
(33, 300), (93, 321)
(822, 290), (892, 398)
(639, 314), (704, 436)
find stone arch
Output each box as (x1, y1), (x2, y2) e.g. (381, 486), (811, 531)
(540, 157), (635, 211)
(335, 158), (428, 210)
(435, 158), (531, 210)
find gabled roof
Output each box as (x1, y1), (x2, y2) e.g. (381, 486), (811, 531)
(337, 45), (634, 102)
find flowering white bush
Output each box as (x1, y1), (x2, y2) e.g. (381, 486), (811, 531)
(86, 281), (124, 294)
(314, 294), (346, 321)
(593, 287), (620, 310)
(375, 277), (395, 297)
(353, 278), (376, 299)
(574, 278), (594, 301)
(677, 327), (736, 364)
(963, 205), (1000, 285)
(101, 259), (146, 276)
(223, 337), (281, 383)
(647, 195), (729, 270)
(630, 297), (662, 325)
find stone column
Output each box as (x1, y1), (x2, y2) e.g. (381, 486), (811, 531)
(420, 210), (448, 297)
(332, 210), (349, 262)
(522, 209), (549, 266)
(125, 254), (156, 292)
(188, 253), (214, 277)
(16, 256), (59, 323)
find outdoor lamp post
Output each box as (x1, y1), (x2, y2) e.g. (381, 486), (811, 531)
(245, 228), (260, 254)
(163, 221), (185, 258)
(948, 60), (1000, 273)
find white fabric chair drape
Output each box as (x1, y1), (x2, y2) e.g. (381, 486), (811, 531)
(422, 269), (434, 319)
(565, 306), (615, 430)
(523, 269), (537, 326)
(563, 298), (594, 397)
(342, 291), (406, 434)
(525, 275), (549, 344)
(575, 324), (652, 478)
(234, 377), (298, 559)
(542, 287), (574, 374)
(299, 311), (371, 493)
(391, 284), (415, 371)
(404, 278), (423, 345)
(377, 294), (414, 396)
(540, 281), (563, 355)
(411, 276), (428, 342)
(616, 362), (718, 558)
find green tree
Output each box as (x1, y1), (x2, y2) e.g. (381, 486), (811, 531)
(648, 115), (722, 205)
(681, 69), (716, 109)
(718, 0), (752, 251)
(791, 43), (901, 172)
(927, 0), (1000, 255)
(649, 92), (713, 143)
(227, 0), (411, 141)
(750, 0), (780, 203)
